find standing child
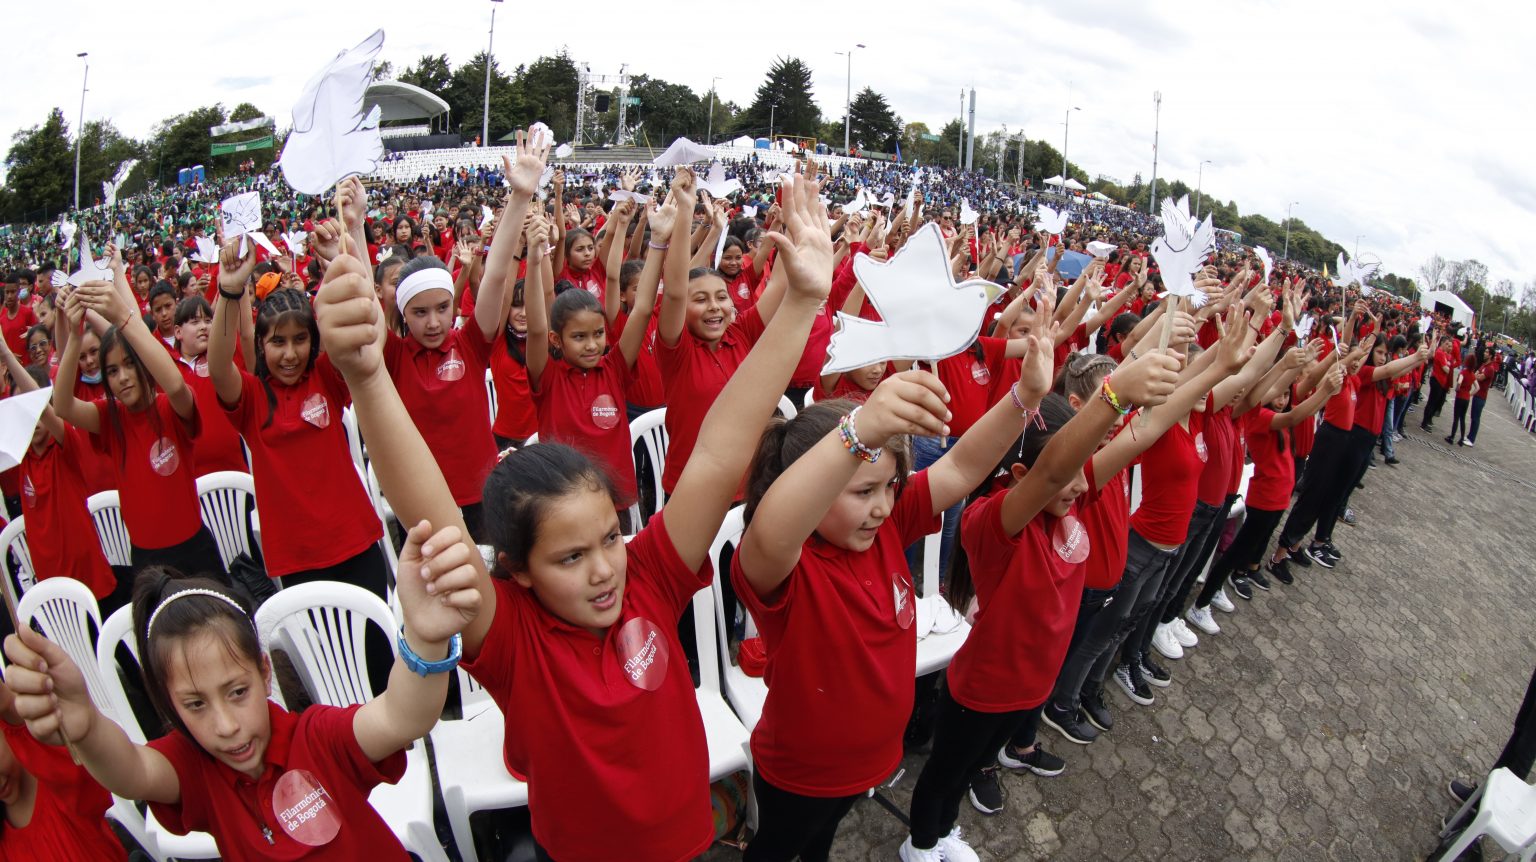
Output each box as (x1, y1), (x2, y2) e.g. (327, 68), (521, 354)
(173, 295), (250, 476)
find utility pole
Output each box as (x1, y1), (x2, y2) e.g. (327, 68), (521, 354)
(1283, 201), (1300, 260)
(965, 88), (976, 171)
(1148, 91), (1162, 214)
(957, 90), (965, 166)
(835, 44), (865, 153)
(1194, 159), (1212, 218)
(706, 76), (721, 144)
(74, 52), (89, 210)
(481, 0), (501, 148)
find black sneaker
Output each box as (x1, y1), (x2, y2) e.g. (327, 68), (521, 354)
(1081, 685), (1114, 732)
(1304, 545), (1335, 568)
(997, 743), (1066, 777)
(1113, 664), (1156, 706)
(1288, 546), (1313, 568)
(1139, 653), (1172, 688)
(1041, 702), (1099, 745)
(1385, 457), (1401, 466)
(1320, 541), (1343, 561)
(1248, 568), (1272, 591)
(968, 765), (1004, 815)
(1448, 779), (1477, 805)
(1366, 461), (1377, 470)
(1230, 576), (1254, 601)
(1267, 559), (1294, 585)
(1445, 435), (1456, 445)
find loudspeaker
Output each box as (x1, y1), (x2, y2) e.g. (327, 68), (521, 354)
(595, 94), (611, 113)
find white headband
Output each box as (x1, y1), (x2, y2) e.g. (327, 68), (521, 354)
(146, 589), (248, 638)
(395, 267), (454, 314)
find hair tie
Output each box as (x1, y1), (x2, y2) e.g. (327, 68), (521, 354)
(395, 266), (454, 313)
(146, 589), (249, 638)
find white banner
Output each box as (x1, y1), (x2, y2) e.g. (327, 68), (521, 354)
(210, 116), (273, 136)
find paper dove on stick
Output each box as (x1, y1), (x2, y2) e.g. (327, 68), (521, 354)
(1254, 246), (1274, 284)
(1149, 195), (1216, 308)
(822, 222), (1004, 374)
(1333, 252), (1381, 295)
(220, 192), (280, 257)
(697, 163), (742, 198)
(958, 199), (980, 226)
(101, 159), (139, 208)
(607, 189), (653, 207)
(278, 30), (386, 195)
(0, 388), (54, 472)
(191, 236), (220, 264)
(1036, 204), (1070, 236)
(280, 230), (308, 257)
(1086, 240), (1117, 259)
(57, 221), (77, 251)
(68, 236), (114, 287)
(652, 137), (717, 167)
(842, 188), (870, 215)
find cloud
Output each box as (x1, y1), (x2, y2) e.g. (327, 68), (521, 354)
(214, 76), (274, 91)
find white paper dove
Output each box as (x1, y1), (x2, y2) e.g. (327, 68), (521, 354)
(740, 204), (758, 219)
(1295, 313), (1316, 342)
(822, 222), (1004, 374)
(1150, 195), (1215, 308)
(68, 236), (114, 287)
(1333, 252), (1381, 295)
(1418, 315), (1433, 333)
(1254, 246), (1274, 284)
(0, 388), (54, 471)
(880, 191), (896, 208)
(764, 169), (785, 185)
(101, 159), (139, 208)
(697, 162), (742, 198)
(480, 205), (494, 229)
(606, 190), (653, 206)
(220, 192), (280, 257)
(1086, 240), (1116, 259)
(903, 183), (918, 215)
(842, 188), (870, 216)
(1036, 205), (1070, 236)
(554, 142), (574, 159)
(57, 221), (76, 251)
(49, 270), (67, 289)
(278, 30), (386, 195)
(959, 199), (980, 226)
(281, 230), (308, 257)
(191, 236), (220, 264)
(528, 122), (554, 149)
(652, 137), (717, 167)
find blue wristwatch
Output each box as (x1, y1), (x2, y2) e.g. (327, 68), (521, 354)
(397, 630), (462, 677)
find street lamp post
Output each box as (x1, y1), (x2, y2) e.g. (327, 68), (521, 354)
(1061, 106), (1080, 195)
(74, 52), (88, 211)
(482, 0), (502, 148)
(1283, 201), (1300, 260)
(1148, 91), (1162, 214)
(1355, 234), (1363, 259)
(1016, 128), (1025, 185)
(768, 102), (777, 143)
(1194, 159), (1212, 219)
(835, 44), (865, 153)
(705, 76), (721, 144)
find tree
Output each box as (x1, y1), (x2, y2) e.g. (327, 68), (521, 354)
(938, 119), (964, 167)
(149, 105), (227, 186)
(77, 119), (145, 206)
(845, 87), (900, 153)
(1521, 281), (1536, 312)
(399, 54), (453, 96)
(371, 60), (395, 81)
(1420, 255), (1449, 294)
(443, 53), (521, 143)
(626, 75), (704, 146)
(1445, 259), (1489, 297)
(2, 109), (73, 222)
(516, 52), (579, 143)
(731, 57), (820, 140)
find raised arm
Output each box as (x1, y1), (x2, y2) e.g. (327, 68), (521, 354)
(549, 169), (568, 277)
(617, 196), (675, 368)
(76, 281), (196, 423)
(1372, 338), (1432, 382)
(51, 294), (101, 432)
(1271, 364), (1343, 429)
(477, 139), (547, 343)
(210, 240), (259, 406)
(602, 201), (636, 323)
(658, 167), (699, 349)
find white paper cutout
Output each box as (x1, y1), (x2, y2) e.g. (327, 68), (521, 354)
(191, 236), (220, 264)
(842, 188), (870, 216)
(554, 142), (574, 159)
(49, 270), (68, 289)
(713, 223), (729, 268)
(822, 222), (1003, 374)
(1333, 252), (1381, 296)
(281, 230), (308, 257)
(1254, 246), (1274, 284)
(57, 221), (76, 251)
(220, 192), (280, 257)
(903, 183), (918, 215)
(958, 199), (979, 225)
(1296, 313), (1316, 342)
(740, 204), (758, 218)
(652, 137), (717, 167)
(480, 205), (494, 229)
(1150, 195), (1215, 309)
(101, 159), (139, 208)
(880, 191), (896, 208)
(1086, 240), (1116, 259)
(697, 162), (741, 198)
(1418, 315), (1432, 333)
(764, 169), (785, 185)
(1036, 204), (1070, 236)
(538, 165), (555, 190)
(528, 122), (554, 149)
(0, 388), (54, 471)
(68, 236), (113, 287)
(278, 30), (386, 195)
(606, 190), (652, 206)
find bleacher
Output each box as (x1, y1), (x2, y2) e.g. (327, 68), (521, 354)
(379, 124), (432, 139)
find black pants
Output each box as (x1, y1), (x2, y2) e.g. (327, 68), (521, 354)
(908, 686), (1038, 848)
(1448, 396), (1471, 442)
(1158, 496), (1235, 626)
(1422, 377), (1449, 428)
(280, 544), (390, 600)
(744, 772), (862, 862)
(131, 526), (227, 582)
(1279, 423), (1353, 549)
(1494, 665), (1536, 780)
(1197, 507), (1285, 607)
(1316, 427), (1376, 544)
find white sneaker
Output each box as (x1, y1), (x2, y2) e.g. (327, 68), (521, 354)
(899, 837), (942, 862)
(899, 827), (981, 862)
(1151, 623), (1184, 660)
(1186, 605), (1220, 635)
(1171, 617), (1199, 648)
(1210, 588), (1236, 613)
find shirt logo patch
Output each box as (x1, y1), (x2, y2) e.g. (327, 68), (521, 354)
(272, 768), (342, 846)
(149, 438), (180, 477)
(617, 617), (669, 691)
(737, 284), (750, 299)
(21, 476), (34, 506)
(192, 356), (210, 378)
(301, 393), (330, 429)
(436, 347), (466, 382)
(893, 572), (915, 630)
(1195, 432), (1209, 463)
(591, 394), (620, 430)
(1054, 514), (1090, 564)
(970, 361), (991, 386)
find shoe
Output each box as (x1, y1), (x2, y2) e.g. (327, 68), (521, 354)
(1114, 664), (1156, 705)
(1230, 576), (1254, 601)
(1268, 559), (1294, 585)
(968, 765), (1004, 815)
(1186, 604), (1221, 635)
(1320, 541), (1343, 561)
(1445, 435), (1455, 444)
(1288, 546), (1313, 568)
(1248, 568), (1272, 591)
(1464, 439), (1475, 448)
(1341, 508), (1358, 528)
(1151, 623), (1184, 660)
(1448, 779), (1477, 804)
(1210, 588), (1235, 613)
(1171, 618), (1199, 648)
(1366, 461), (1377, 470)
(900, 828), (980, 862)
(998, 743), (1066, 776)
(1305, 545), (1336, 568)
(1139, 653), (1172, 688)
(1042, 702), (1099, 744)
(1081, 685), (1114, 732)
(1385, 457), (1400, 466)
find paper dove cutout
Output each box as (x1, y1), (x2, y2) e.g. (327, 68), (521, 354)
(278, 29), (386, 195)
(842, 188), (870, 216)
(764, 169), (785, 185)
(1418, 315), (1432, 333)
(606, 190), (653, 206)
(652, 137), (717, 167)
(49, 270), (68, 289)
(1036, 205), (1070, 236)
(1086, 240), (1116, 259)
(697, 163), (742, 198)
(740, 204), (758, 219)
(1150, 195), (1215, 308)
(1295, 313), (1315, 341)
(101, 159), (139, 208)
(822, 222), (1004, 374)
(959, 199), (980, 225)
(69, 236), (114, 287)
(554, 142), (574, 159)
(191, 236), (220, 264)
(903, 183), (918, 214)
(528, 122), (554, 149)
(0, 388), (54, 471)
(220, 192), (280, 257)
(538, 165), (555, 191)
(880, 191), (896, 208)
(480, 205), (494, 229)
(281, 230), (308, 257)
(1254, 246), (1274, 284)
(57, 221), (77, 251)
(1333, 252), (1381, 294)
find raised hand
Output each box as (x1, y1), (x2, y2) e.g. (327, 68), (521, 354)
(1111, 347), (1183, 408)
(649, 192), (680, 239)
(336, 177), (368, 229)
(219, 238), (257, 296)
(393, 521), (481, 644)
(314, 250), (386, 381)
(3, 628), (96, 748)
(310, 219), (343, 262)
(620, 167), (640, 192)
(506, 128), (553, 199)
(763, 174), (834, 304)
(856, 369), (953, 448)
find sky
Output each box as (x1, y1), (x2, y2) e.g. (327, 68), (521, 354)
(4, 0), (1534, 291)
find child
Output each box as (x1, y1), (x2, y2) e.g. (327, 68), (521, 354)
(550, 170), (612, 299)
(902, 342), (1178, 861)
(314, 152), (836, 862)
(207, 239), (389, 594)
(173, 295), (250, 476)
(2, 524), (478, 862)
(148, 281), (180, 354)
(51, 275), (225, 580)
(490, 273), (538, 449)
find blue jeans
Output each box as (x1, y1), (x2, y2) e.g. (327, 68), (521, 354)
(1469, 396), (1489, 443)
(1380, 400), (1397, 459)
(906, 435), (960, 582)
(1392, 394), (1410, 435)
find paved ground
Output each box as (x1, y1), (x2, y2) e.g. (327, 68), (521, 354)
(708, 388), (1536, 861)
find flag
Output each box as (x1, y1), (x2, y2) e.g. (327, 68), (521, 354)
(894, 141), (903, 163)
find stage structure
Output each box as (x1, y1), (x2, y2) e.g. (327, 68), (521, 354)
(574, 64), (633, 147)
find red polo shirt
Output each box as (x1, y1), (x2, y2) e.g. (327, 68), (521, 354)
(657, 306), (765, 493)
(489, 340), (537, 442)
(180, 357), (249, 476)
(1129, 420), (1200, 546)
(1244, 408), (1292, 512)
(0, 304), (38, 356)
(1080, 456), (1130, 590)
(532, 349), (637, 507)
(90, 395), (202, 550)
(148, 701), (407, 861)
(935, 337), (1009, 437)
(383, 326), (497, 506)
(0, 723), (125, 860)
(20, 427), (114, 598)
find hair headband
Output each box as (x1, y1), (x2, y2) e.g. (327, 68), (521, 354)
(146, 589), (248, 638)
(395, 267), (454, 314)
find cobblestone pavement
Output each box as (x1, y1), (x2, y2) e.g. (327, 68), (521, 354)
(705, 389), (1536, 861)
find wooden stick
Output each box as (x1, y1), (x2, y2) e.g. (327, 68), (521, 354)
(1137, 294), (1182, 427)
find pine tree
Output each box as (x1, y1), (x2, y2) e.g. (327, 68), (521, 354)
(731, 57), (820, 140)
(847, 87), (900, 153)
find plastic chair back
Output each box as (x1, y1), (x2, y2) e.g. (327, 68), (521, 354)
(16, 578), (114, 715)
(342, 406), (365, 470)
(776, 394), (798, 421)
(87, 491), (133, 567)
(254, 581), (397, 707)
(629, 408), (669, 529)
(195, 471), (258, 570)
(0, 516), (35, 616)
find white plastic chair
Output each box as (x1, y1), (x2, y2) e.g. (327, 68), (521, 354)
(96, 606), (221, 860)
(629, 407), (669, 530)
(87, 490), (133, 567)
(707, 507), (767, 731)
(253, 582), (448, 862)
(431, 668), (526, 862)
(690, 541), (753, 783)
(0, 516), (36, 615)
(16, 577), (113, 709)
(1436, 767), (1536, 862)
(357, 462), (401, 586)
(342, 405), (366, 470)
(195, 471), (259, 570)
(484, 368), (498, 427)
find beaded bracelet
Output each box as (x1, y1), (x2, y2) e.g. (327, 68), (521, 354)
(1008, 384), (1047, 430)
(837, 407), (883, 463)
(1099, 375), (1132, 415)
(647, 240), (670, 251)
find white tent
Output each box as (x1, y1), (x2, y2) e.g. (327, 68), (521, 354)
(1063, 178), (1087, 191)
(1043, 175), (1066, 187)
(729, 135), (756, 148)
(1423, 290), (1476, 327)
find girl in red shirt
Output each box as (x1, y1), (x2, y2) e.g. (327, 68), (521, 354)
(550, 170), (610, 300)
(173, 296), (249, 476)
(2, 527), (480, 862)
(490, 277), (538, 448)
(319, 152), (836, 862)
(1466, 342), (1503, 446)
(718, 237), (761, 315)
